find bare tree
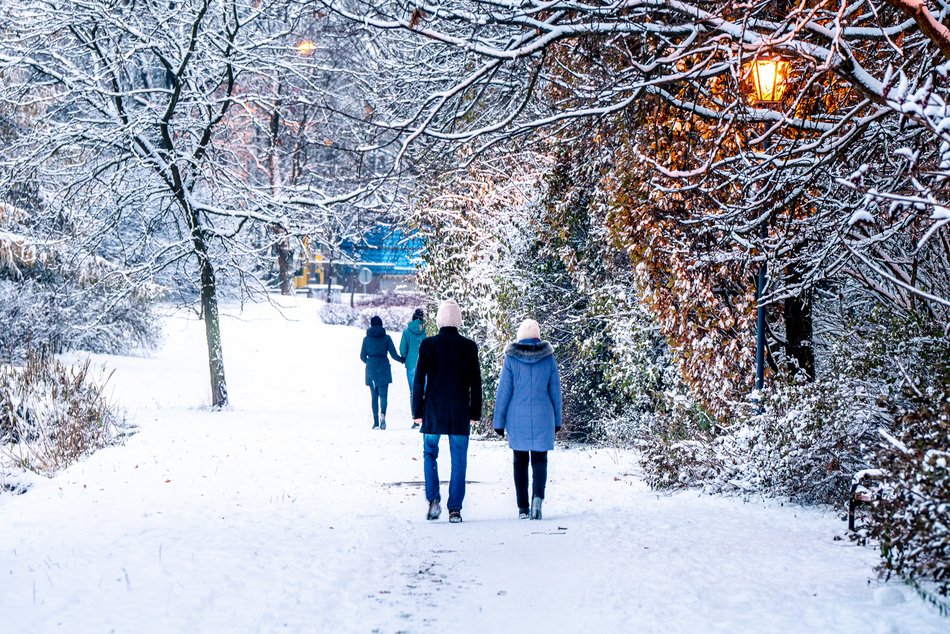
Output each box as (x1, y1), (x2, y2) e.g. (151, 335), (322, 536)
(318, 0), (949, 402)
(0, 0), (386, 406)
(323, 0), (949, 309)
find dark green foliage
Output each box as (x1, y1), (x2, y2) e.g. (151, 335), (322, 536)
(496, 146), (670, 440)
(861, 395), (950, 614)
(640, 306), (949, 508)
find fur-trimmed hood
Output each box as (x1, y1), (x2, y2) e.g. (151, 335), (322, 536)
(504, 340), (554, 363)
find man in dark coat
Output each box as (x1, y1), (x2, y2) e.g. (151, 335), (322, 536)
(360, 315), (405, 430)
(412, 299), (482, 523)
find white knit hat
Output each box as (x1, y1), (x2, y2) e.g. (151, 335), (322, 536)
(516, 318), (540, 341)
(436, 299), (462, 328)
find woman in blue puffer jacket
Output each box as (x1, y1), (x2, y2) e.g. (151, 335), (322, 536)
(492, 318), (562, 520)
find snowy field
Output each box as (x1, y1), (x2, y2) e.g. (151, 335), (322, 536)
(0, 299), (945, 634)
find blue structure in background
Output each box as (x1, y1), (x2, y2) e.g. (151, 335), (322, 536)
(341, 225), (423, 277)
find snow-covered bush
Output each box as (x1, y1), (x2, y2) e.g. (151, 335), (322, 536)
(354, 306), (415, 331)
(726, 379), (880, 503)
(641, 365), (889, 503)
(642, 438), (721, 490)
(640, 308), (948, 508)
(0, 352), (124, 480)
(355, 291), (425, 311)
(637, 389), (722, 489)
(319, 292), (425, 332)
(859, 394), (950, 614)
(0, 278), (162, 358)
(0, 220), (163, 359)
(592, 410), (657, 448)
(319, 301), (358, 327)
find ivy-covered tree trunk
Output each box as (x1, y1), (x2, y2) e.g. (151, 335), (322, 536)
(267, 89), (294, 297)
(274, 226), (294, 296)
(785, 293), (814, 380)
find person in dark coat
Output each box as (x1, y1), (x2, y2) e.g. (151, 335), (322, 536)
(399, 308), (427, 428)
(492, 318), (562, 520)
(360, 315), (405, 430)
(412, 299), (482, 523)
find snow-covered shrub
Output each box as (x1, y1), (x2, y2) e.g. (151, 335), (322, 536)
(355, 291), (425, 311)
(354, 306), (415, 331)
(0, 278), (162, 358)
(645, 440), (722, 489)
(0, 225), (163, 359)
(725, 379), (881, 503)
(859, 394), (950, 614)
(592, 410), (656, 448)
(637, 390), (723, 489)
(640, 308), (948, 508)
(640, 374), (886, 502)
(319, 292), (425, 332)
(319, 301), (358, 326)
(0, 352), (124, 479)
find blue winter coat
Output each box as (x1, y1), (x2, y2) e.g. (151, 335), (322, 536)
(492, 339), (563, 451)
(360, 326), (404, 386)
(399, 319), (427, 371)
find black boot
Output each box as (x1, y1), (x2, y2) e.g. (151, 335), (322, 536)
(426, 499), (441, 520)
(529, 496), (543, 520)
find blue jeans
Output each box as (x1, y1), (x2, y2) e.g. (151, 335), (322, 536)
(406, 366), (416, 411)
(423, 433), (469, 511)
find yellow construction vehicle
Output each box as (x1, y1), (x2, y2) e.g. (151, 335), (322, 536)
(293, 237), (325, 290)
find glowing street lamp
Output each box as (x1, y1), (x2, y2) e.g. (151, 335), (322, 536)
(296, 40), (317, 56)
(750, 56), (790, 105)
(747, 55), (789, 393)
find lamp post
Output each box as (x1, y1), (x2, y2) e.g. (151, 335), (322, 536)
(748, 56), (789, 392)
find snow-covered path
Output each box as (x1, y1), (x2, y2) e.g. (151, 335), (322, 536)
(0, 301), (945, 633)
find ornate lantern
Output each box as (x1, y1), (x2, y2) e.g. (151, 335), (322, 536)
(750, 56), (790, 105)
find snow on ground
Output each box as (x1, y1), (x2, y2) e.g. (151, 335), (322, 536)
(0, 299), (945, 633)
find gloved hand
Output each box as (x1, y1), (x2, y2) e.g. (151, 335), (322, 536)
(555, 426), (561, 433)
(494, 428), (505, 438)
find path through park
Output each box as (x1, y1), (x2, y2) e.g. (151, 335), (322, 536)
(0, 301), (944, 633)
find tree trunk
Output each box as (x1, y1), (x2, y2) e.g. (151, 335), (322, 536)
(275, 226), (294, 295)
(267, 86), (293, 296)
(784, 293), (814, 380)
(191, 219), (229, 407)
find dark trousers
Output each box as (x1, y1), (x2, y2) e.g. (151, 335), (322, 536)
(369, 381), (389, 426)
(513, 450), (548, 509)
